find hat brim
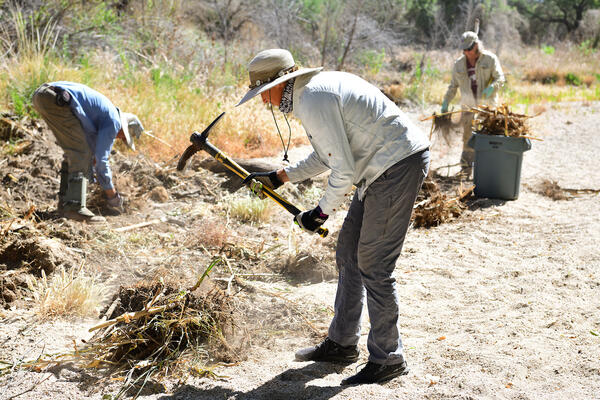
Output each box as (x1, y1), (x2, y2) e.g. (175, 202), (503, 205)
(119, 110), (135, 151)
(236, 67), (322, 106)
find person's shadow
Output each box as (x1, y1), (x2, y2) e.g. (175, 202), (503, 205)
(157, 361), (352, 400)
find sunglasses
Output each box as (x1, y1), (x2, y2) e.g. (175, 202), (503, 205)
(464, 42), (476, 52)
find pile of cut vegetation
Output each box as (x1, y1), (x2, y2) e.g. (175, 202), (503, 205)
(85, 276), (235, 392)
(6, 273), (238, 398)
(412, 174), (474, 228)
(470, 104), (538, 138)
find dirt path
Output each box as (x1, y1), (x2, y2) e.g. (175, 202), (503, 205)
(162, 102), (600, 400)
(1, 102), (599, 399)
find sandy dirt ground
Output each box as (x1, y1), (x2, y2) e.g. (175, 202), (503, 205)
(0, 101), (599, 400)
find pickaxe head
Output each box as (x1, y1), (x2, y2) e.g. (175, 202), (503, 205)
(177, 112), (226, 171)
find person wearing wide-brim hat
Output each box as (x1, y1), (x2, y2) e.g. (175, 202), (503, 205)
(32, 81), (144, 223)
(441, 31), (505, 174)
(238, 49), (430, 385)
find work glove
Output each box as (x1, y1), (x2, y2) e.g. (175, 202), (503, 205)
(106, 192), (124, 214)
(441, 100), (449, 113)
(294, 206), (328, 234)
(482, 85), (494, 99)
(242, 170), (283, 198)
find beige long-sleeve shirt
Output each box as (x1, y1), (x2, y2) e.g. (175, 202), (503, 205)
(443, 50), (505, 108)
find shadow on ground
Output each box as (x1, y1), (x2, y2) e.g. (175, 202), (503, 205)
(158, 362), (351, 400)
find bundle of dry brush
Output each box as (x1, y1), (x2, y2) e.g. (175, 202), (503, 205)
(7, 265), (237, 399)
(470, 104), (536, 138)
(429, 103), (539, 142)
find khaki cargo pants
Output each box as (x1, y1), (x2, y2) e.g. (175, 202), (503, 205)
(32, 84), (92, 175)
(460, 111), (474, 168)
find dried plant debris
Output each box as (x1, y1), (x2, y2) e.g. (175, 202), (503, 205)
(431, 112), (460, 144)
(280, 251), (337, 284)
(6, 279), (237, 398)
(470, 104), (538, 138)
(536, 179), (600, 201)
(413, 175), (474, 228)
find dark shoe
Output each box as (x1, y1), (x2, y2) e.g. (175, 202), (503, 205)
(295, 337), (359, 363)
(341, 361), (409, 385)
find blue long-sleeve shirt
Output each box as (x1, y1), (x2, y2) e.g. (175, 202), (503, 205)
(50, 81), (122, 190)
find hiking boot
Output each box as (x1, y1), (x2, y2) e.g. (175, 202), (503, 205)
(341, 361), (409, 385)
(295, 337), (359, 363)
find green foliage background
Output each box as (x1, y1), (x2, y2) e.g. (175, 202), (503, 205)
(0, 0), (598, 158)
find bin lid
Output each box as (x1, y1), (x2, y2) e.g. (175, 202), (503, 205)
(467, 133), (532, 152)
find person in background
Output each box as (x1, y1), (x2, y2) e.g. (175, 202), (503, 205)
(238, 49), (430, 385)
(441, 31), (505, 174)
(32, 81), (144, 223)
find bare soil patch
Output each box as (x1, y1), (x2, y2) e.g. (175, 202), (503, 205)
(1, 102), (599, 399)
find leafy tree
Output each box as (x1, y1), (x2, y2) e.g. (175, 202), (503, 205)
(509, 0), (600, 35)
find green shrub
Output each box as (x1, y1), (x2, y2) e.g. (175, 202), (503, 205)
(565, 72), (582, 86)
(578, 40), (596, 56)
(541, 45), (555, 55)
(358, 48), (386, 75)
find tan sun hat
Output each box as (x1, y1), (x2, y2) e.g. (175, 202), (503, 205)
(236, 49), (322, 106)
(119, 111), (144, 151)
(460, 31), (479, 50)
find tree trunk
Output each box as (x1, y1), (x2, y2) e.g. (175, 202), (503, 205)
(337, 1), (362, 71)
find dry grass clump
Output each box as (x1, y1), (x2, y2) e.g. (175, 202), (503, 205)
(186, 218), (232, 249)
(280, 251), (336, 284)
(525, 67), (561, 85)
(525, 68), (596, 87)
(536, 179), (600, 200)
(27, 266), (105, 320)
(538, 179), (570, 201)
(227, 194), (273, 223)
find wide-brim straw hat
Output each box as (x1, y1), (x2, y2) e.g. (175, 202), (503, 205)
(237, 49), (322, 106)
(119, 111), (144, 151)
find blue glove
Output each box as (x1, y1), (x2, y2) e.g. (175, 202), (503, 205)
(294, 206), (328, 234)
(441, 100), (448, 113)
(482, 85), (494, 98)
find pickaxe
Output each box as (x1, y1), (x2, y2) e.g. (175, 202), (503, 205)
(177, 112), (329, 238)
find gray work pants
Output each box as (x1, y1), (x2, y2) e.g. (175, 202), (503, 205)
(32, 84), (92, 175)
(329, 149), (430, 365)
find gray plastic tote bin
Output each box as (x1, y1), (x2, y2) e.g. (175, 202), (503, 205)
(467, 133), (532, 200)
